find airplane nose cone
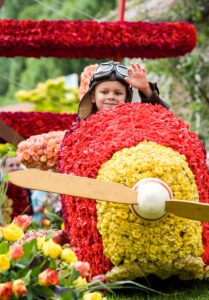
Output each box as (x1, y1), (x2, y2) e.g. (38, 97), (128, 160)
(130, 178), (173, 220)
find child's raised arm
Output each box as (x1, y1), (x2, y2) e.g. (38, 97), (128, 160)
(125, 63), (169, 109)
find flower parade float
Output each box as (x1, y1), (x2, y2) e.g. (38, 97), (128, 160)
(10, 102), (209, 282)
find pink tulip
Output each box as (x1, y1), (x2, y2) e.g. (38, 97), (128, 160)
(12, 215), (32, 231)
(10, 244), (24, 260)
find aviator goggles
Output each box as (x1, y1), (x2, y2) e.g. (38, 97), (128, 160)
(89, 61), (129, 87)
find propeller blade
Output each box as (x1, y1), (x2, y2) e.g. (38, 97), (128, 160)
(8, 170), (137, 204)
(8, 170), (209, 222)
(0, 120), (25, 146)
(166, 200), (209, 222)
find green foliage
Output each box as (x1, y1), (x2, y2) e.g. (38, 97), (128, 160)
(15, 76), (79, 113)
(144, 0), (209, 149)
(0, 143), (16, 159)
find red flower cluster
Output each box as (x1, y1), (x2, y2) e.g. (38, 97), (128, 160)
(59, 103), (209, 276)
(0, 20), (197, 59)
(6, 183), (33, 219)
(0, 111), (77, 142)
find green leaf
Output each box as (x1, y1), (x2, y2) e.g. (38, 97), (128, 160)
(22, 269), (32, 285)
(0, 241), (9, 254)
(23, 239), (36, 259)
(49, 259), (56, 269)
(69, 268), (80, 282)
(59, 278), (73, 288)
(60, 290), (77, 300)
(31, 265), (42, 278)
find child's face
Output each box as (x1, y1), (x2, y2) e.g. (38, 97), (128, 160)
(5, 157), (21, 173)
(91, 81), (127, 112)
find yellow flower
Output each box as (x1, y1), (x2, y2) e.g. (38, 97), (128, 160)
(42, 239), (62, 259)
(73, 276), (87, 290)
(37, 236), (45, 250)
(83, 292), (103, 300)
(0, 254), (10, 272)
(61, 223), (65, 230)
(61, 248), (77, 263)
(3, 224), (24, 242)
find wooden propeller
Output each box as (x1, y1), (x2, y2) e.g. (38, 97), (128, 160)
(0, 120), (25, 146)
(8, 169), (209, 222)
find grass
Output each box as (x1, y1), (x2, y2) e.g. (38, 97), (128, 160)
(106, 276), (209, 299)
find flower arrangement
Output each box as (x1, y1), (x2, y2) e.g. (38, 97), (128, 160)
(58, 103), (209, 280)
(0, 20), (197, 59)
(15, 77), (79, 114)
(17, 131), (66, 171)
(0, 215), (107, 300)
(0, 215), (159, 299)
(0, 112), (77, 141)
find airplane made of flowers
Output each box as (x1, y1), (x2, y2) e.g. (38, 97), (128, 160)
(2, 102), (209, 282)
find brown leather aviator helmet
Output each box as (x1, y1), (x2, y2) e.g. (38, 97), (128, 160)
(78, 61), (133, 120)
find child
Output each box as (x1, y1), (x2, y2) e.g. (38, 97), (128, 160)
(78, 61), (169, 120)
(16, 61), (169, 171)
(1, 154), (22, 174)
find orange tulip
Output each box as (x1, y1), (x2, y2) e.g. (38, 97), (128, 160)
(12, 280), (27, 298)
(0, 282), (12, 300)
(38, 268), (59, 287)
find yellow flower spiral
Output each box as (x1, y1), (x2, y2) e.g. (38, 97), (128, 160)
(96, 141), (203, 281)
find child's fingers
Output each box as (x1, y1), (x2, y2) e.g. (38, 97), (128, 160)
(130, 64), (146, 75)
(124, 77), (132, 85)
(136, 64), (146, 73)
(130, 63), (138, 72)
(128, 68), (134, 76)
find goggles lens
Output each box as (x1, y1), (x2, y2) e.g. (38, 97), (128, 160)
(116, 65), (129, 77)
(96, 64), (113, 73)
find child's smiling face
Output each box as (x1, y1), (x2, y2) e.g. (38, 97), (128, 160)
(91, 80), (127, 112)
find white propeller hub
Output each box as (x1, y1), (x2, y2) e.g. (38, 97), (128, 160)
(130, 178), (173, 220)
